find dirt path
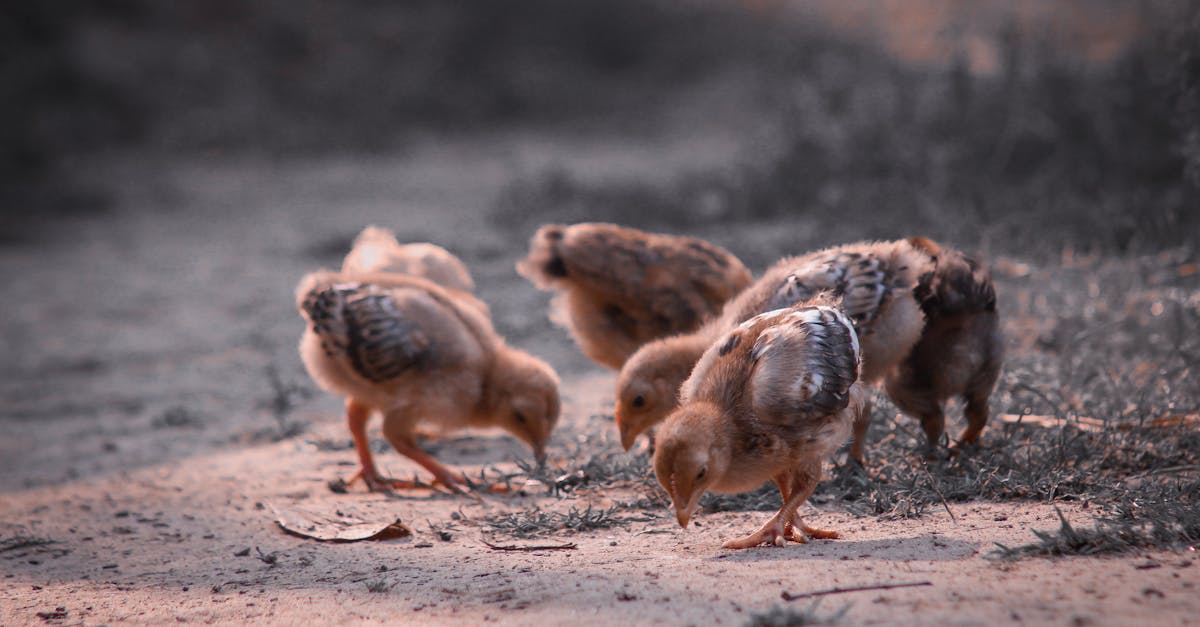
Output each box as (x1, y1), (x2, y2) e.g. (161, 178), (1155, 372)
(3, 375), (1196, 626)
(2, 127), (1197, 625)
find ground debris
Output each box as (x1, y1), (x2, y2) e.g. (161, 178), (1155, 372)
(481, 536), (577, 552)
(35, 607), (68, 621)
(270, 503), (410, 542)
(0, 536), (56, 553)
(781, 581), (931, 601)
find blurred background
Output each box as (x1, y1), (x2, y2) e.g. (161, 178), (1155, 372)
(2, 0), (1198, 487)
(5, 0), (1198, 245)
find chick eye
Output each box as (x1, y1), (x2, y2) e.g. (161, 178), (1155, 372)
(695, 465), (707, 481)
(632, 395), (646, 408)
(515, 411), (527, 425)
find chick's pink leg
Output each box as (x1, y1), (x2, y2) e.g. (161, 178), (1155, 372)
(785, 469), (840, 543)
(346, 399), (389, 492)
(795, 522), (840, 540)
(345, 400), (430, 492)
(380, 428), (470, 494)
(722, 501), (799, 549)
(722, 475), (804, 549)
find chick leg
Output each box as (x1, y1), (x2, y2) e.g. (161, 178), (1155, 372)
(956, 345), (1001, 447)
(722, 472), (813, 550)
(886, 374), (946, 458)
(344, 399), (433, 492)
(345, 399), (390, 492)
(789, 487), (840, 543)
(784, 464), (840, 543)
(381, 434), (470, 494)
(848, 395), (872, 465)
(957, 392), (990, 447)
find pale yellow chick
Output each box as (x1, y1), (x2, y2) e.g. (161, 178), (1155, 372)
(296, 270), (559, 493)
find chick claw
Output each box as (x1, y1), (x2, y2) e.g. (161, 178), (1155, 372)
(789, 521), (840, 543)
(722, 521), (789, 550)
(348, 469), (438, 493)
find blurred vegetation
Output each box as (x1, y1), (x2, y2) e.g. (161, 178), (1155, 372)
(7, 1), (1197, 253)
(0, 0), (775, 174)
(495, 2), (1200, 254)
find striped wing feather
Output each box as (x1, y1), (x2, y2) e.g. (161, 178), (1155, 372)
(302, 282), (433, 383)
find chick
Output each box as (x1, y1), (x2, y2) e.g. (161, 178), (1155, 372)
(296, 270), (559, 493)
(342, 226), (475, 293)
(655, 299), (865, 549)
(517, 223), (752, 369)
(886, 236), (1003, 451)
(619, 237), (1001, 459)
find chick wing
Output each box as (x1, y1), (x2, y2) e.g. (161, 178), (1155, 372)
(519, 223), (752, 367)
(745, 306), (862, 426)
(300, 281), (436, 383)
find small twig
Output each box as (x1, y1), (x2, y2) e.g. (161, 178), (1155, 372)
(481, 537), (577, 552)
(781, 580), (932, 601)
(0, 537), (55, 552)
(923, 467), (957, 523)
(1126, 464), (1200, 480)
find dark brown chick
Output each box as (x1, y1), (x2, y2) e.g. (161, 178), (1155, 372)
(620, 237), (1002, 459)
(655, 298), (865, 549)
(886, 237), (1003, 451)
(296, 270), (559, 493)
(517, 223), (752, 369)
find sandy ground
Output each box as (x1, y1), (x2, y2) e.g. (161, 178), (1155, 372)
(2, 123), (1198, 625)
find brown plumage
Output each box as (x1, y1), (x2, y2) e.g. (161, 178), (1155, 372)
(296, 270), (559, 493)
(517, 223), (752, 369)
(887, 237), (1003, 450)
(342, 226), (475, 293)
(618, 237), (1002, 459)
(654, 298), (865, 549)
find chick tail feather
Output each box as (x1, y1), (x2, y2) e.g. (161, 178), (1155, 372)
(517, 225), (568, 287)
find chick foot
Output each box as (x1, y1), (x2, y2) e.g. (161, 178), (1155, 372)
(722, 518), (790, 549)
(788, 520), (840, 543)
(347, 468), (439, 493)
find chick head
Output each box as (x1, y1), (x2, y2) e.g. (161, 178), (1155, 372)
(615, 335), (705, 451)
(653, 402), (728, 529)
(494, 348), (561, 463)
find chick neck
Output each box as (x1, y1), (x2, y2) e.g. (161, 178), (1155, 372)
(475, 343), (551, 425)
(676, 400), (735, 481)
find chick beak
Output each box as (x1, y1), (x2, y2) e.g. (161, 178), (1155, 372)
(619, 425), (637, 452)
(533, 442), (547, 466)
(675, 508), (691, 529)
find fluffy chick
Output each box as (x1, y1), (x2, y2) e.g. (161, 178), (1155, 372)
(296, 270), (559, 493)
(655, 298), (865, 549)
(517, 223), (752, 369)
(619, 237), (1001, 459)
(342, 226), (475, 293)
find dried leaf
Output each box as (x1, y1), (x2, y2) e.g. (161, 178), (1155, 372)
(270, 503), (410, 542)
